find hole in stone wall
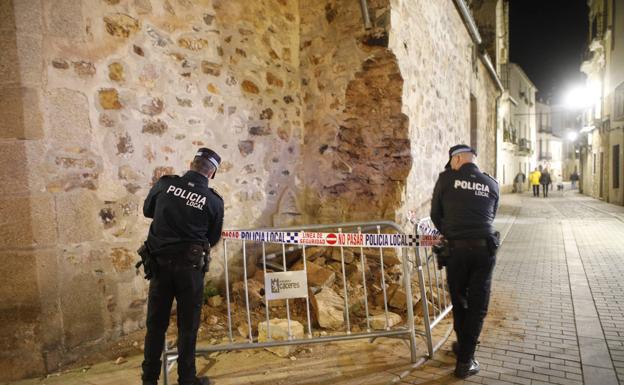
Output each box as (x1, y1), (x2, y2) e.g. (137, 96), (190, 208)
(327, 49), (412, 220)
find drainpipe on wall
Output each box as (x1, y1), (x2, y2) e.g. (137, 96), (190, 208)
(359, 0), (373, 29)
(453, 0), (505, 178)
(452, 0), (505, 93)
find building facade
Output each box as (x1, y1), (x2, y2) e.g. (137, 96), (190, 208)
(579, 0), (624, 205)
(470, 0), (515, 191)
(548, 103), (581, 181)
(536, 101), (563, 183)
(498, 62), (537, 191)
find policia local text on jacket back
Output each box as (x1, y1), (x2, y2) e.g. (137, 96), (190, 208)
(140, 148), (224, 385)
(430, 144), (499, 379)
(144, 171), (223, 251)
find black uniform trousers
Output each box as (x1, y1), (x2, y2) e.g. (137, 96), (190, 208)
(446, 244), (496, 363)
(532, 185), (540, 196)
(141, 256), (204, 384)
(542, 183), (549, 197)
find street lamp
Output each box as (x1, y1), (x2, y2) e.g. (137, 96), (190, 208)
(564, 86), (591, 109)
(567, 131), (578, 141)
(564, 82), (601, 110)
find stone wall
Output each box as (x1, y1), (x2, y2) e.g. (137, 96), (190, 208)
(389, 0), (499, 220)
(0, 0), (501, 380)
(0, 0), (304, 379)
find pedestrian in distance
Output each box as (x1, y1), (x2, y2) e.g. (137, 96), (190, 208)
(513, 171), (526, 193)
(430, 144), (500, 379)
(138, 148), (224, 385)
(570, 171), (579, 189)
(553, 171), (564, 191)
(540, 168), (552, 198)
(529, 167), (541, 197)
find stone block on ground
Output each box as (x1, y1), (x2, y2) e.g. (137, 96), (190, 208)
(304, 247), (327, 261)
(347, 260), (370, 285)
(292, 260), (335, 287)
(208, 295), (223, 307)
(388, 284), (407, 309)
(414, 298), (439, 318)
(331, 248), (355, 264)
(311, 287), (345, 329)
(369, 312), (402, 330)
(232, 279), (264, 310)
(382, 254), (401, 267)
(257, 318), (304, 357)
(425, 286), (446, 306)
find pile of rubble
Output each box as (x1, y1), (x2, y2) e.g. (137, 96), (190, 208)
(195, 245), (446, 357)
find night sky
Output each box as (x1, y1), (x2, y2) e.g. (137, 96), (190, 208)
(509, 0), (589, 102)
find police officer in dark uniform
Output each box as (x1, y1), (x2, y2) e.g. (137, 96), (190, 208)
(140, 148), (224, 385)
(430, 144), (499, 378)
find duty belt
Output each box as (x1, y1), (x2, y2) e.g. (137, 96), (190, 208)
(448, 239), (488, 248)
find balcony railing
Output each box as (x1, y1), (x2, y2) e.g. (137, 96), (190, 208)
(503, 128), (516, 144)
(518, 138), (531, 153)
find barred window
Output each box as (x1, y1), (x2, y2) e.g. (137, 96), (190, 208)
(614, 82), (624, 120)
(614, 145), (620, 189)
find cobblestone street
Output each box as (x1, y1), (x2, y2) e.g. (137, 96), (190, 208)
(5, 191), (624, 385)
(400, 191), (624, 385)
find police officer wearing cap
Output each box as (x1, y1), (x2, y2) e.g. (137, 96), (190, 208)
(140, 148), (224, 385)
(430, 144), (499, 378)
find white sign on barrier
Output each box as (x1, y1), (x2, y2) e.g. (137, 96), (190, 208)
(264, 271), (309, 300)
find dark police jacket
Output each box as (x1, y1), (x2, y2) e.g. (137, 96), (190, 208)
(430, 163), (499, 240)
(143, 170), (224, 253)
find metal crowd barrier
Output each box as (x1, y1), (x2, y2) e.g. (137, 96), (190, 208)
(161, 220), (453, 384)
(413, 218), (454, 355)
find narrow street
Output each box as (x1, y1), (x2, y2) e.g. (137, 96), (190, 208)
(5, 190), (624, 385)
(401, 190), (624, 385)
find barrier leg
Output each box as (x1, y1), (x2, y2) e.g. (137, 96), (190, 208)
(301, 242), (313, 338)
(282, 244), (292, 339)
(401, 247), (418, 363)
(358, 227), (371, 332)
(262, 243), (271, 340)
(224, 241), (233, 343)
(377, 226), (390, 330)
(242, 241), (253, 343)
(162, 346), (169, 385)
(338, 228), (351, 334)
(415, 244), (434, 358)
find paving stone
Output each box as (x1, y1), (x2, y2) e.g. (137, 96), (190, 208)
(583, 365), (620, 385)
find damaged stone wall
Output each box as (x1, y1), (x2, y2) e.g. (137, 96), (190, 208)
(299, 0), (411, 223)
(0, 0), (304, 380)
(298, 0), (499, 223)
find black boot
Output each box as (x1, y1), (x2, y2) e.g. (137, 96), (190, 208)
(454, 358), (480, 378)
(451, 341), (460, 356)
(181, 376), (211, 385)
(142, 381), (157, 385)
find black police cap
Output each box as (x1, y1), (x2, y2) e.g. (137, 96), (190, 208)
(445, 144), (476, 169)
(194, 148), (221, 178)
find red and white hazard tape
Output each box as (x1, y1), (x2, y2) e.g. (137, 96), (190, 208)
(221, 230), (440, 248)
